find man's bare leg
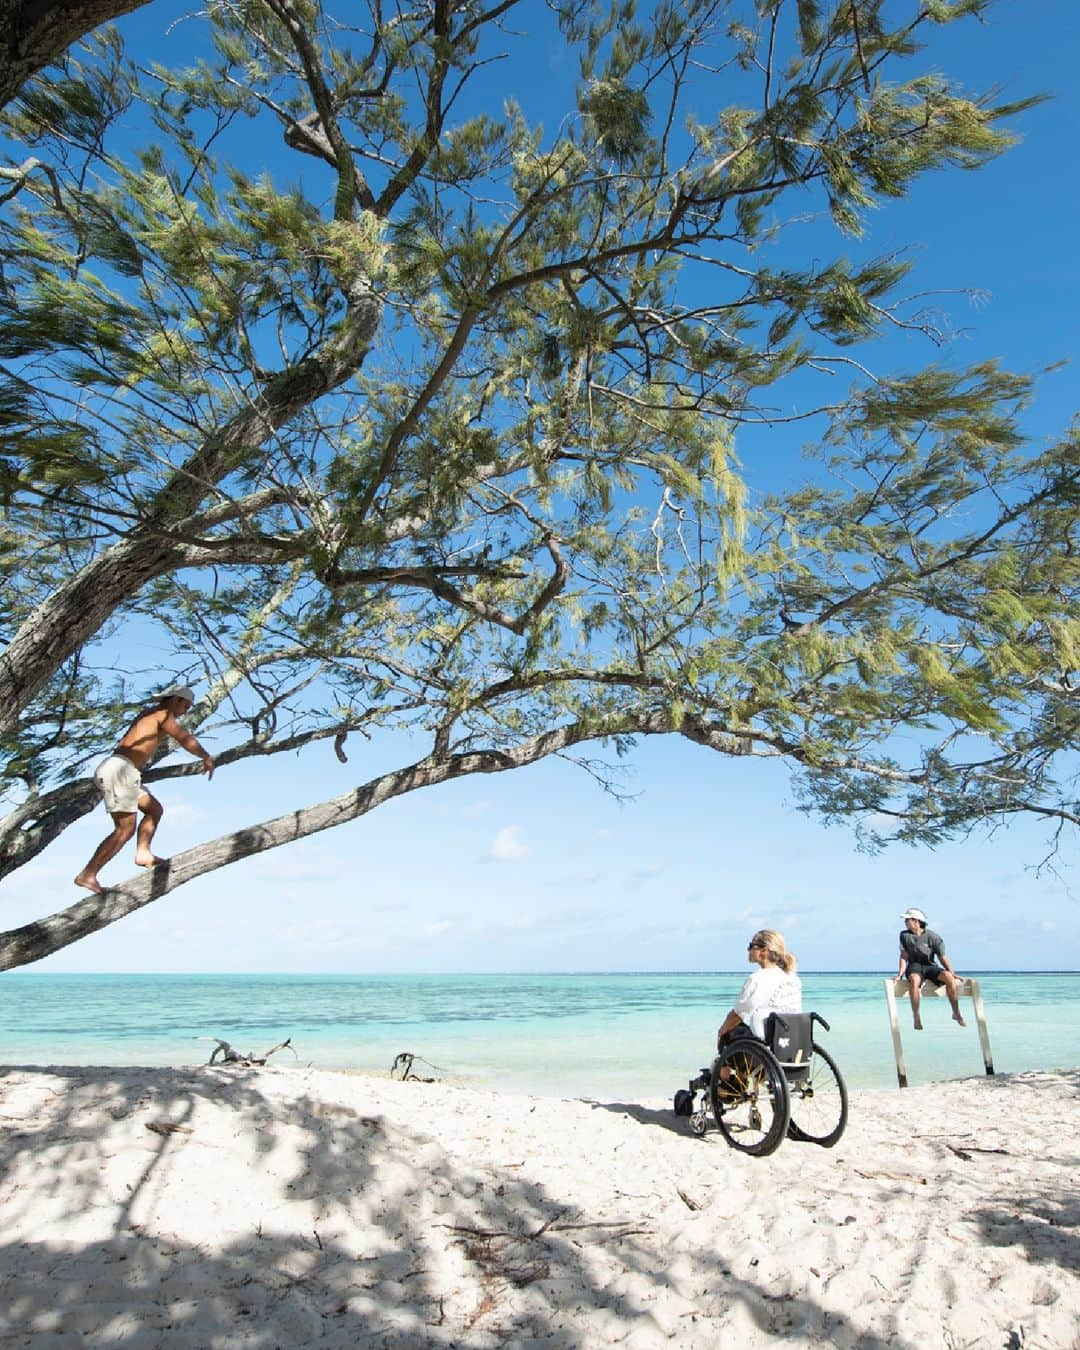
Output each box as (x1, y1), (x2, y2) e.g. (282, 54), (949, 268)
(133, 792), (165, 867)
(909, 973), (923, 1030)
(75, 813), (136, 893)
(942, 971), (966, 1026)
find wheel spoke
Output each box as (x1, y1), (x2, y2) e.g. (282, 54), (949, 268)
(710, 1043), (790, 1156)
(787, 1044), (848, 1147)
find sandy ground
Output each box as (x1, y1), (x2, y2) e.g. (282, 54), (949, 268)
(0, 1062), (1077, 1348)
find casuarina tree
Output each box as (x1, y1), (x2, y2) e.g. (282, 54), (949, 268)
(1, 0), (1076, 967)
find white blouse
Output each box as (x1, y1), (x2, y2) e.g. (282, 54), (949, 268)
(733, 965), (803, 1039)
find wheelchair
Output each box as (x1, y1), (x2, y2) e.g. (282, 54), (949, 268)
(674, 1012), (848, 1157)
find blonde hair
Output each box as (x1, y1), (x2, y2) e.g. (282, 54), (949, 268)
(753, 929), (797, 974)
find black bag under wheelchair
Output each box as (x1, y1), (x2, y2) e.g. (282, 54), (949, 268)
(673, 1011), (848, 1157)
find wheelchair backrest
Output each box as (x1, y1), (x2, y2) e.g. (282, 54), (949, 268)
(765, 1012), (814, 1072)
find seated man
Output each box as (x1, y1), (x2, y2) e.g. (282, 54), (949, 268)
(897, 907), (965, 1030)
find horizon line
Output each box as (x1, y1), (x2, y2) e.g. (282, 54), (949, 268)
(5, 968), (1078, 978)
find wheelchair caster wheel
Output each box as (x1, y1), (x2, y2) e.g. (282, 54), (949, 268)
(689, 1109), (708, 1137)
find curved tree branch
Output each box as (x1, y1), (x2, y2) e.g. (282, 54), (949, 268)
(322, 538), (564, 633)
(2, 702), (1046, 971)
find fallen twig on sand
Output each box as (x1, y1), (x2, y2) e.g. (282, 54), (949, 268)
(854, 1169), (928, 1183)
(442, 1217), (648, 1243)
(947, 1142), (1010, 1162)
(450, 1209), (648, 1315)
(200, 1037), (296, 1067)
(389, 1051), (447, 1081)
(529, 1209), (567, 1238)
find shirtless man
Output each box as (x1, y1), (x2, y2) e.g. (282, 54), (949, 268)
(74, 685), (214, 894)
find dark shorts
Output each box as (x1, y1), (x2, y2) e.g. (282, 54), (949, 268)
(907, 962), (943, 983)
(721, 1023), (763, 1048)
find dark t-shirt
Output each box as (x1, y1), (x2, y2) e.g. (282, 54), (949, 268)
(900, 927), (945, 967)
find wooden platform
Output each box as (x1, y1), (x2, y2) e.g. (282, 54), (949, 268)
(883, 977), (994, 1088)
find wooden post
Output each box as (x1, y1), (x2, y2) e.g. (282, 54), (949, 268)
(968, 978), (995, 1076)
(884, 977), (994, 1087)
(883, 978), (908, 1088)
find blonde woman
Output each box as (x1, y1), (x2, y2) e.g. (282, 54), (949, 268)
(717, 929), (802, 1050)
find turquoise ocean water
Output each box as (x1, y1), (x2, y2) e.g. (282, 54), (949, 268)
(1, 972), (1077, 1099)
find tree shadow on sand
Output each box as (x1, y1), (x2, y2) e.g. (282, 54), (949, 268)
(944, 1068), (1080, 1273)
(965, 1188), (1080, 1274)
(0, 1066), (919, 1347)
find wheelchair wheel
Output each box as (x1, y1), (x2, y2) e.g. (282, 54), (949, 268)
(787, 1043), (848, 1147)
(710, 1043), (790, 1157)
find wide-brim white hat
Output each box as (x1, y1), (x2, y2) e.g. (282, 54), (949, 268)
(901, 907), (927, 923)
(157, 684), (195, 703)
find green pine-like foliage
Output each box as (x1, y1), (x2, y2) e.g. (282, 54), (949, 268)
(0, 0), (1075, 915)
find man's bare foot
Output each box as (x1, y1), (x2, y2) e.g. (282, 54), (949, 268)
(913, 1017), (923, 1031)
(134, 853), (166, 868)
(953, 1012), (966, 1027)
(74, 872), (104, 894)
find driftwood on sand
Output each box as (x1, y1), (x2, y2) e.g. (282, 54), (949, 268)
(201, 1037), (296, 1067)
(390, 1052), (445, 1082)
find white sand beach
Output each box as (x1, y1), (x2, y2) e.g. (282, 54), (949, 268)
(0, 1064), (1077, 1348)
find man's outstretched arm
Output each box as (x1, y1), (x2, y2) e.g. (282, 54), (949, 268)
(162, 714), (214, 777)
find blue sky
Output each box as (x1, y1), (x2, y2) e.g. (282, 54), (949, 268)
(4, 0), (1078, 973)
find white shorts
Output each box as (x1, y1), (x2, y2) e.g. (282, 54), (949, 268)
(94, 754), (143, 814)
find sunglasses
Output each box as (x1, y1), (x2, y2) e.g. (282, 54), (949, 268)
(747, 941), (765, 951)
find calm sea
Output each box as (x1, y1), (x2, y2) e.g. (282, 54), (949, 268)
(0, 972), (1076, 1098)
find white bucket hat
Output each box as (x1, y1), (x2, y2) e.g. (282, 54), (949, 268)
(901, 907), (927, 923)
(157, 684), (195, 704)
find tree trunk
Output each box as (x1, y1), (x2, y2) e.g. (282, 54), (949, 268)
(0, 779), (102, 880)
(0, 536), (185, 740)
(1, 1), (152, 109)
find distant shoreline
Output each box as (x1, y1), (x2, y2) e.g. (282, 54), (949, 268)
(5, 970), (1077, 1095)
(4, 968), (1079, 977)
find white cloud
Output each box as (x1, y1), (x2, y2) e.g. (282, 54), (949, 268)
(461, 799), (492, 819)
(860, 812), (899, 835)
(489, 825), (531, 861)
(626, 861), (665, 888)
(246, 846), (347, 882)
(496, 914), (534, 931)
(276, 918), (368, 948)
(422, 920), (454, 940)
(543, 871), (607, 889)
(156, 797), (209, 827)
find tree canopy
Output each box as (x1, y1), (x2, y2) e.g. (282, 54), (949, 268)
(1, 0), (1077, 968)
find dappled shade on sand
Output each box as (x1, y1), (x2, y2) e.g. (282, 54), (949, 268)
(0, 1065), (1076, 1346)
